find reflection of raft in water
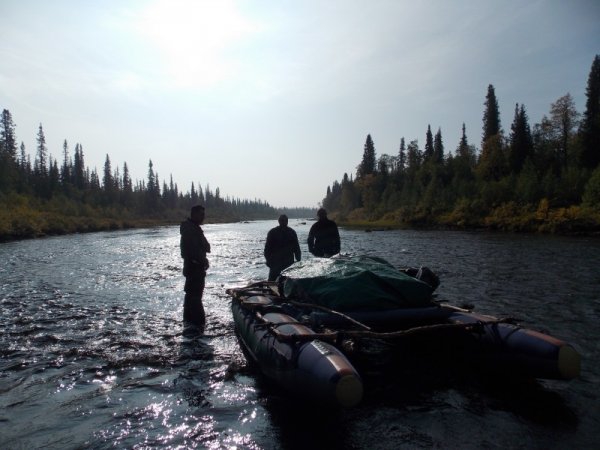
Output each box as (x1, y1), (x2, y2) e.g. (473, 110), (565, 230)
(226, 255), (581, 407)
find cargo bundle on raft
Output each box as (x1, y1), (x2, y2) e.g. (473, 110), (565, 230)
(226, 255), (581, 407)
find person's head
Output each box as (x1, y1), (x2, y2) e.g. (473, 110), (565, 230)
(278, 214), (288, 227)
(317, 208), (327, 220)
(190, 205), (205, 224)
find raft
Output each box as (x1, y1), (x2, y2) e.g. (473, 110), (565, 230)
(226, 255), (581, 407)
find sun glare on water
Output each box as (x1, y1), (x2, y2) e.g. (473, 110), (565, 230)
(135, 0), (260, 89)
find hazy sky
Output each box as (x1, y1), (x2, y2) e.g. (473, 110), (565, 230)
(1, 1), (598, 208)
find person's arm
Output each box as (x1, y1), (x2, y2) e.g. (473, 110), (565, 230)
(333, 223), (341, 254)
(293, 233), (301, 261)
(264, 230), (273, 266)
(307, 226), (315, 255)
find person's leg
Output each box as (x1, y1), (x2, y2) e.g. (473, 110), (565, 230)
(184, 275), (206, 324)
(268, 267), (279, 281)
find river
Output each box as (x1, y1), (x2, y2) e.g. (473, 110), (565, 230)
(0, 220), (599, 449)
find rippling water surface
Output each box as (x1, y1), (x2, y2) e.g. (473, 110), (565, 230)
(1, 221), (599, 449)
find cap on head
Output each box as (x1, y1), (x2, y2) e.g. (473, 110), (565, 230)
(317, 208), (327, 219)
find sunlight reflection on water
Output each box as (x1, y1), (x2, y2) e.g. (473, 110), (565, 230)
(0, 222), (599, 448)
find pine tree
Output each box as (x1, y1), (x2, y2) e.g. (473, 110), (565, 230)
(424, 125), (434, 161)
(580, 54), (600, 169)
(73, 143), (86, 189)
(357, 134), (376, 177)
(0, 109), (18, 192)
(103, 154), (113, 203)
(482, 84), (501, 147)
(1, 109), (18, 160)
(457, 123), (469, 158)
(61, 139), (71, 186)
(480, 85), (505, 181)
(397, 137), (406, 173)
(508, 103), (533, 173)
(35, 123), (48, 177)
(433, 128), (444, 163)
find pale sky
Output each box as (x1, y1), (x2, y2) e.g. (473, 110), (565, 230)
(1, 0), (598, 208)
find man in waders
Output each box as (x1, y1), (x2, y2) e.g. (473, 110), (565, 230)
(264, 214), (301, 281)
(307, 208), (340, 257)
(180, 205), (211, 325)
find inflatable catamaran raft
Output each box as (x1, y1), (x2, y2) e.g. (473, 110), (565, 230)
(226, 255), (581, 407)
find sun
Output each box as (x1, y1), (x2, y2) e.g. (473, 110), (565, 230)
(134, 0), (260, 89)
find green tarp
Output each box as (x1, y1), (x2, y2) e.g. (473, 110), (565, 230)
(281, 255), (434, 311)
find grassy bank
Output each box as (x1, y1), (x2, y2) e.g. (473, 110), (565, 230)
(0, 195), (258, 242)
(334, 202), (600, 236)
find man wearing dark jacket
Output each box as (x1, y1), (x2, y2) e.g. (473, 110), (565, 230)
(307, 208), (340, 257)
(264, 215), (301, 281)
(180, 205), (211, 324)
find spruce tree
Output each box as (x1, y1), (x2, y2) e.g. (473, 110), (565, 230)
(580, 55), (600, 169)
(0, 109), (18, 192)
(1, 109), (17, 160)
(424, 125), (434, 161)
(35, 123), (48, 177)
(482, 84), (501, 147)
(73, 143), (86, 189)
(433, 128), (444, 163)
(357, 134), (376, 177)
(398, 137), (406, 173)
(457, 123), (470, 158)
(508, 103), (533, 173)
(61, 139), (70, 186)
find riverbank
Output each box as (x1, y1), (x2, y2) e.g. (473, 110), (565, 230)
(0, 203), (260, 242)
(335, 202), (600, 236)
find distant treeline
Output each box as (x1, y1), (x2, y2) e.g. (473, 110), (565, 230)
(0, 112), (313, 240)
(322, 55), (600, 234)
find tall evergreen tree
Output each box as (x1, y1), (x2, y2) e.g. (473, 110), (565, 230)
(19, 141), (27, 170)
(35, 123), (48, 177)
(480, 85), (505, 181)
(49, 157), (60, 196)
(424, 125), (434, 161)
(0, 109), (18, 192)
(482, 84), (501, 146)
(580, 54), (600, 169)
(1, 109), (18, 160)
(433, 128), (444, 163)
(357, 134), (376, 177)
(73, 143), (86, 189)
(61, 139), (71, 186)
(103, 154), (112, 189)
(508, 103), (533, 173)
(397, 137), (406, 173)
(457, 123), (469, 158)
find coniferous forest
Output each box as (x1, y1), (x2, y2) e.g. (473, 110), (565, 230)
(0, 117), (290, 240)
(322, 55), (600, 234)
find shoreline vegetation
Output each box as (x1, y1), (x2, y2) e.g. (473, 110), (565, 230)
(321, 56), (600, 237)
(333, 203), (600, 236)
(0, 194), (315, 242)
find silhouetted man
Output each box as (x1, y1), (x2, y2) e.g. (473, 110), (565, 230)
(180, 205), (211, 325)
(264, 215), (301, 281)
(307, 208), (340, 257)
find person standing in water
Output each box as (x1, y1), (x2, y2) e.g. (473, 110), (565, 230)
(264, 214), (301, 281)
(307, 208), (340, 257)
(180, 205), (211, 325)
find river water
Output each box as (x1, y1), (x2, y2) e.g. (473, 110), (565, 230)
(1, 220), (599, 449)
